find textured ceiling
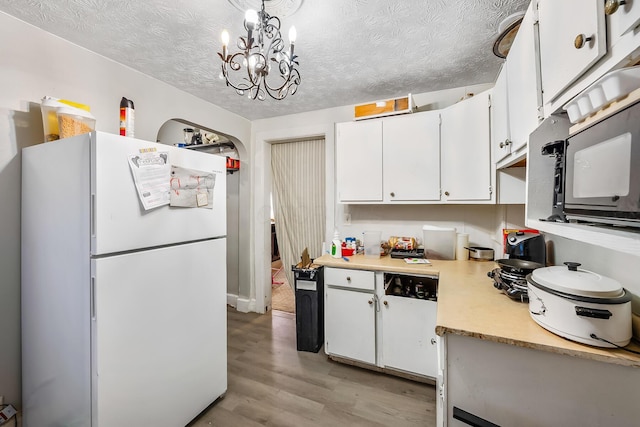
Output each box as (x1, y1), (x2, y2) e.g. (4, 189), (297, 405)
(0, 0), (530, 120)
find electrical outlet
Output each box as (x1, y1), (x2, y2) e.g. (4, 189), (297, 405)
(0, 404), (16, 425)
(344, 213), (351, 225)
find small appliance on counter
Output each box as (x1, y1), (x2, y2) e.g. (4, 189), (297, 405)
(527, 262), (632, 348)
(388, 235), (423, 258)
(563, 97), (640, 227)
(465, 246), (494, 261)
(390, 248), (425, 259)
(488, 258), (545, 302)
(506, 231), (546, 265)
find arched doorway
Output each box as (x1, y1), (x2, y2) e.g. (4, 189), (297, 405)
(156, 119), (246, 305)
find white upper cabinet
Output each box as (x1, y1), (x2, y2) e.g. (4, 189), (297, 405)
(336, 112), (441, 204)
(382, 112), (440, 202)
(607, 0), (640, 42)
(336, 120), (383, 202)
(491, 64), (511, 164)
(336, 94), (493, 204)
(440, 91), (493, 202)
(492, 3), (542, 168)
(538, 0), (606, 105)
(506, 3), (542, 155)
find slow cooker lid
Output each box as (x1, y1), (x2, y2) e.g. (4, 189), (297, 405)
(530, 262), (624, 298)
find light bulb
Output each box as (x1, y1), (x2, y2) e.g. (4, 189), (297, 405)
(245, 9), (259, 28)
(219, 72), (224, 79)
(221, 30), (230, 46)
(289, 26), (297, 44)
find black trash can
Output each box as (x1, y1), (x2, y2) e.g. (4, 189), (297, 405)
(291, 265), (324, 353)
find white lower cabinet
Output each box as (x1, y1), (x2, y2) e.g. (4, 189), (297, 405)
(325, 286), (376, 364)
(324, 267), (439, 379)
(381, 296), (438, 378)
(443, 334), (640, 427)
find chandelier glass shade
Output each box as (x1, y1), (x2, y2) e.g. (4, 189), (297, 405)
(218, 0), (300, 101)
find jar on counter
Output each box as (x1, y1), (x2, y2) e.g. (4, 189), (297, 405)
(183, 128), (194, 145)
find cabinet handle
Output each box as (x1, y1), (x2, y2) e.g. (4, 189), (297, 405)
(605, 0), (626, 15)
(431, 338), (436, 345)
(390, 192), (395, 197)
(383, 300), (388, 306)
(368, 299), (374, 305)
(444, 191), (450, 196)
(574, 34), (593, 49)
(499, 139), (511, 148)
(346, 276), (351, 282)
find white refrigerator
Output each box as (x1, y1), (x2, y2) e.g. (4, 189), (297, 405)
(21, 131), (228, 426)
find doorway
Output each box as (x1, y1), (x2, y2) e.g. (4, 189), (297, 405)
(156, 119), (244, 308)
(269, 137), (326, 313)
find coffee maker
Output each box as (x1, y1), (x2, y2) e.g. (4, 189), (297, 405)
(506, 232), (546, 265)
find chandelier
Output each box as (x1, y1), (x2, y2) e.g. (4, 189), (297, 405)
(218, 0), (300, 101)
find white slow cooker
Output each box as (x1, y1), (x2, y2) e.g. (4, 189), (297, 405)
(526, 262), (632, 348)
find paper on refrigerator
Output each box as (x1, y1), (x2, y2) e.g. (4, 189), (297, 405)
(128, 150), (171, 210)
(169, 166), (216, 209)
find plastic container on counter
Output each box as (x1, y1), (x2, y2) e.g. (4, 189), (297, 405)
(40, 96), (92, 142)
(57, 106), (96, 139)
(363, 231), (381, 258)
(422, 225), (456, 260)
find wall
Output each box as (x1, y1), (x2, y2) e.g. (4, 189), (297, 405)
(156, 120), (242, 299)
(0, 11), (251, 406)
(250, 83), (514, 313)
(544, 235), (640, 314)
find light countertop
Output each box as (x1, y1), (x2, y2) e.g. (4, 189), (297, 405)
(314, 254), (640, 368)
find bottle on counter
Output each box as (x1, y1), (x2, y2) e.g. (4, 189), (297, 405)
(331, 230), (342, 258)
(119, 97), (135, 137)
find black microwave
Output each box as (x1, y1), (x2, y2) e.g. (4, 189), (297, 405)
(563, 100), (640, 227)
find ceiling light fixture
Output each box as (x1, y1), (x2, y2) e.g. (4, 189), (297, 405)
(218, 0), (300, 101)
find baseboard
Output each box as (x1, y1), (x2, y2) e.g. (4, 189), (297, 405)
(226, 293), (238, 308)
(228, 295), (259, 313)
(236, 297), (256, 313)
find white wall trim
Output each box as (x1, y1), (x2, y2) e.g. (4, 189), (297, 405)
(226, 293), (238, 308)
(235, 297), (252, 313)
(253, 123), (334, 314)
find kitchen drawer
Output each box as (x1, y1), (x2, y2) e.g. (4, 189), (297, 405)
(325, 267), (375, 291)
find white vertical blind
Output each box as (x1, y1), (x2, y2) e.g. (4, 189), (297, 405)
(271, 138), (326, 288)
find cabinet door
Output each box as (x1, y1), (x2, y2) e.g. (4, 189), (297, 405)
(382, 297), (437, 378)
(608, 0), (640, 41)
(506, 4), (541, 153)
(382, 112), (441, 201)
(538, 0), (606, 104)
(325, 287), (376, 364)
(336, 120), (383, 202)
(440, 91), (492, 202)
(491, 64), (511, 163)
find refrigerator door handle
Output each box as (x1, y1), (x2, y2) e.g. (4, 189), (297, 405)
(91, 193), (96, 238)
(91, 277), (96, 320)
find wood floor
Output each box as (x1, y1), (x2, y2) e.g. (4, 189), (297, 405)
(191, 307), (437, 426)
